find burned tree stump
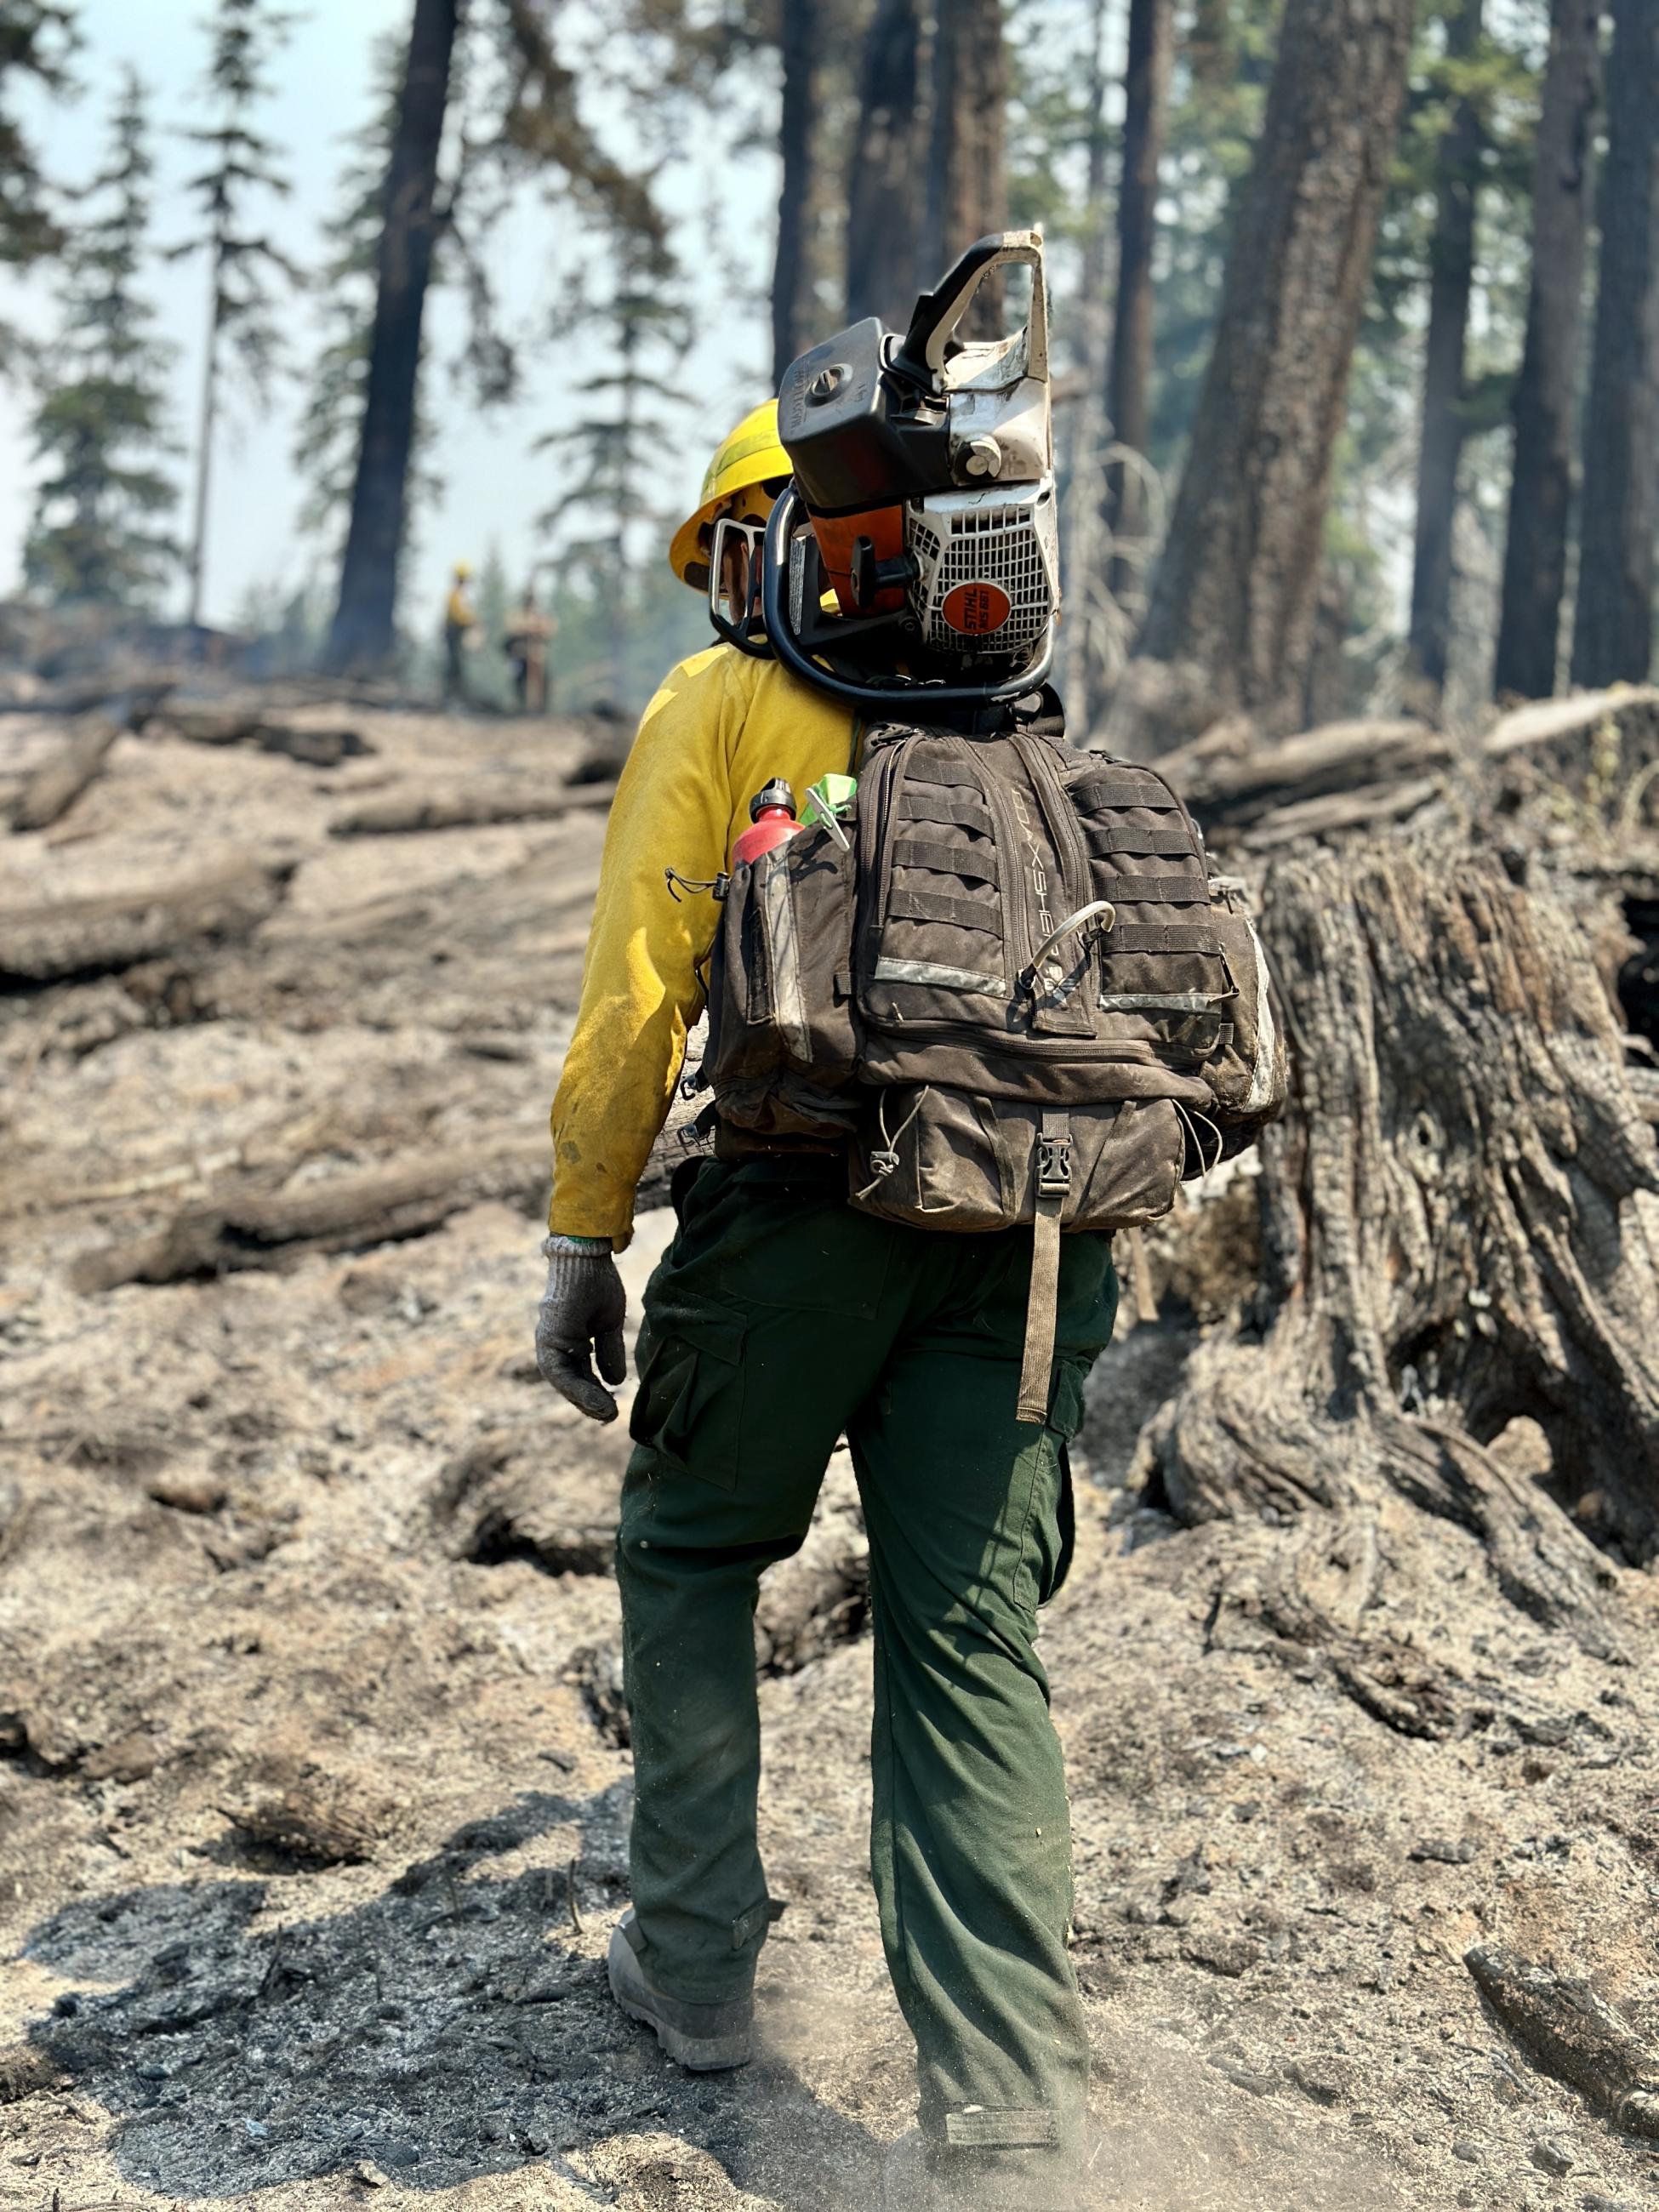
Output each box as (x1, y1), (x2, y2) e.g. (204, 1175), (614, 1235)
(1141, 840), (1659, 1672)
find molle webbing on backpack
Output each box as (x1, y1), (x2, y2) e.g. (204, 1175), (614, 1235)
(698, 711), (1286, 1422)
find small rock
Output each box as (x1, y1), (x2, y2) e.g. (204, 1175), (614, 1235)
(352, 2162), (390, 2189)
(1452, 2138), (1480, 2163)
(1531, 2138), (1574, 2177)
(1410, 1837), (1476, 1865)
(1286, 2055), (1355, 2107)
(145, 1471), (227, 1515)
(1181, 1930), (1261, 1979)
(80, 1730), (159, 1783)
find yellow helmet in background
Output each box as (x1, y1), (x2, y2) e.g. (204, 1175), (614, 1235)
(670, 401), (791, 588)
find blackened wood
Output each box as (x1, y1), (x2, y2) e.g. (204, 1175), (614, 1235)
(1106, 0), (1173, 595)
(1571, 0), (1659, 688)
(921, 0), (1006, 332)
(325, 0), (459, 674)
(1409, 0), (1485, 693)
(772, 0), (820, 386)
(1126, 0), (1416, 744)
(845, 0), (923, 325)
(1493, 0), (1600, 701)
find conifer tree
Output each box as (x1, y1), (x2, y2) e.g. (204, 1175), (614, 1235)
(537, 257), (688, 703)
(0, 2), (76, 271)
(24, 69), (179, 607)
(174, 0), (299, 628)
(0, 3), (78, 377)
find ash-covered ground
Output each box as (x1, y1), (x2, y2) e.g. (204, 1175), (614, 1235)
(3, 698), (1658, 2212)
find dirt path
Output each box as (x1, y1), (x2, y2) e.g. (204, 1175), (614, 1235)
(3, 700), (1658, 2211)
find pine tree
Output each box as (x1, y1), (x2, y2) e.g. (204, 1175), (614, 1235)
(0, 2), (78, 378)
(174, 0), (299, 628)
(0, 2), (77, 273)
(24, 70), (178, 607)
(537, 258), (689, 704)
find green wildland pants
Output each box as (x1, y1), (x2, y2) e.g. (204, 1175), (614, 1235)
(618, 1154), (1118, 2166)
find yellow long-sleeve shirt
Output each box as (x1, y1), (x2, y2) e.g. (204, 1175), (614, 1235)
(549, 643), (858, 1243)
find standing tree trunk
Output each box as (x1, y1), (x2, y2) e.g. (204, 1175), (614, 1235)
(325, 0), (459, 676)
(1492, 0), (1600, 702)
(921, 0), (1006, 328)
(1571, 0), (1659, 689)
(845, 0), (922, 327)
(1117, 0), (1416, 753)
(186, 256), (221, 634)
(1058, 0), (1115, 721)
(1106, 0), (1174, 599)
(772, 0), (819, 386)
(1408, 0), (1485, 697)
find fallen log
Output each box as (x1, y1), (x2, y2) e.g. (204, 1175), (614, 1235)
(328, 779), (618, 836)
(7, 685), (174, 833)
(1239, 772), (1445, 852)
(0, 858), (293, 984)
(68, 1133), (554, 1292)
(1466, 1945), (1659, 2135)
(9, 710), (121, 834)
(1137, 837), (1658, 1698)
(1167, 716), (1448, 831)
(152, 703), (374, 766)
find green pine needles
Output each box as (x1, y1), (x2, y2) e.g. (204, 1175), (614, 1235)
(24, 67), (180, 609)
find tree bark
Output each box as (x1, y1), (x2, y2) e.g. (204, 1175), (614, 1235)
(772, 0), (819, 386)
(844, 0), (923, 326)
(324, 0), (459, 675)
(1409, 0), (1485, 696)
(1492, 0), (1600, 702)
(1120, 0), (1416, 751)
(921, 0), (1006, 327)
(1106, 0), (1174, 597)
(1571, 0), (1659, 690)
(1140, 841), (1659, 1714)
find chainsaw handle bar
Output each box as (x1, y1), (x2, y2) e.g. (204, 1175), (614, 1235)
(892, 230), (1049, 389)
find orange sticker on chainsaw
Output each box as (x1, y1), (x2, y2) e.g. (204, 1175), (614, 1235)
(941, 581), (1012, 634)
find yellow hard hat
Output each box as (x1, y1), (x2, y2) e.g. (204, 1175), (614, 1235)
(453, 560), (473, 579)
(670, 400), (791, 587)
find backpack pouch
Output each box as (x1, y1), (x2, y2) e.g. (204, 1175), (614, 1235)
(847, 1083), (1184, 1235)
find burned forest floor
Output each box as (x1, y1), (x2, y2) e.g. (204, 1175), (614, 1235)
(3, 693), (1659, 2212)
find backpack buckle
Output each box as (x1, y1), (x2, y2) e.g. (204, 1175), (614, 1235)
(1037, 1128), (1072, 1194)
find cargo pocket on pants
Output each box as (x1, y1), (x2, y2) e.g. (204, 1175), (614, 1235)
(629, 1296), (746, 1490)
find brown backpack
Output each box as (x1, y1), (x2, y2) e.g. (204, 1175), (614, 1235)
(698, 710), (1286, 1419)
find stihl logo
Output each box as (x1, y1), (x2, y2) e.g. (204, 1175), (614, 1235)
(941, 581), (1012, 635)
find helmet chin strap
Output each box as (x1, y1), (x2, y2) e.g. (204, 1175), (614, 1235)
(757, 485), (1056, 719)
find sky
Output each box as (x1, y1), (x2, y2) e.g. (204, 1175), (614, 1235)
(0, 0), (778, 637)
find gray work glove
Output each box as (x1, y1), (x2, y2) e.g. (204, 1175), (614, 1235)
(536, 1234), (628, 1422)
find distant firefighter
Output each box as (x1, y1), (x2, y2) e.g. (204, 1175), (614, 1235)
(442, 561), (476, 704)
(504, 584), (554, 714)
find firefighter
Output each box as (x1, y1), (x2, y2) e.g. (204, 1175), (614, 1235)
(538, 322), (1113, 2208)
(442, 561), (476, 704)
